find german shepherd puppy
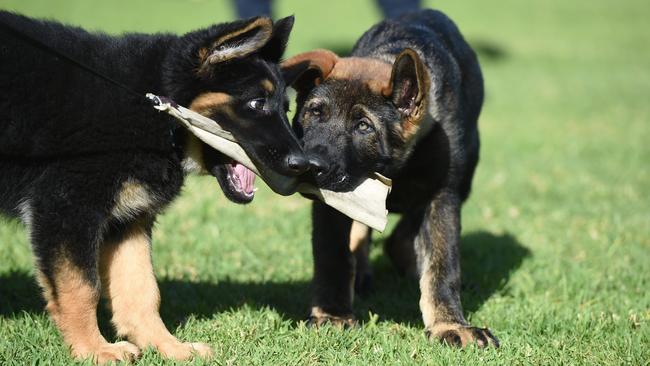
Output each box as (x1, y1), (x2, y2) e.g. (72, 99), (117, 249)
(0, 11), (307, 362)
(282, 10), (498, 347)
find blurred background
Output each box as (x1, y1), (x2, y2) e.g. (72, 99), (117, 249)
(0, 0), (648, 364)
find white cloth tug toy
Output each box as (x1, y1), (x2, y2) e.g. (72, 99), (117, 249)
(147, 94), (391, 232)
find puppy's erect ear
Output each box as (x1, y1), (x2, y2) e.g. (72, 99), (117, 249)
(198, 17), (273, 74)
(258, 15), (294, 63)
(281, 49), (338, 95)
(388, 48), (430, 138)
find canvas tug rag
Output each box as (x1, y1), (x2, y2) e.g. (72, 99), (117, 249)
(147, 94), (391, 231)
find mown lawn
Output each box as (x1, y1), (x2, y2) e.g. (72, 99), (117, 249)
(0, 0), (648, 364)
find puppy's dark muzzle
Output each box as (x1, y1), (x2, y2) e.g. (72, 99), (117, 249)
(285, 153), (310, 176)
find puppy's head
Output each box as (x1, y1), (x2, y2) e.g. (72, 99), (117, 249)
(282, 49), (430, 192)
(164, 16), (308, 203)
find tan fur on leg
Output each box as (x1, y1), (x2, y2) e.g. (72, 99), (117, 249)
(417, 250), (499, 348)
(416, 228), (464, 329)
(100, 222), (212, 360)
(417, 266), (458, 327)
(37, 258), (140, 364)
(349, 221), (370, 253)
(349, 221), (373, 295)
(413, 199), (498, 348)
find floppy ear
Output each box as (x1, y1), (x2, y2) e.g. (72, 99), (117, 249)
(197, 17), (273, 74)
(258, 15), (294, 63)
(388, 49), (430, 137)
(280, 49), (338, 96)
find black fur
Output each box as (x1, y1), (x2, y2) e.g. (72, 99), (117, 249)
(0, 11), (305, 360)
(286, 10), (498, 347)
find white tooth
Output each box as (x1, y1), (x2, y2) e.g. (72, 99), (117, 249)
(253, 188), (259, 192)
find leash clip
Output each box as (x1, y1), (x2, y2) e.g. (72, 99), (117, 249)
(146, 93), (178, 111)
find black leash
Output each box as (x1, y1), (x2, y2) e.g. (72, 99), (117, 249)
(0, 20), (147, 101)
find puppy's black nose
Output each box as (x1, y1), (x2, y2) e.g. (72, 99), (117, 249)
(286, 154), (310, 175)
(308, 156), (330, 177)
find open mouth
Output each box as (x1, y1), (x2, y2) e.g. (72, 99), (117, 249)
(201, 145), (257, 204)
(211, 159), (257, 204)
(220, 160), (257, 203)
(226, 161), (256, 200)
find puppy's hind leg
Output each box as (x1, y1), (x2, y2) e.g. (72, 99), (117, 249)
(99, 219), (212, 361)
(384, 207), (425, 278)
(31, 208), (140, 364)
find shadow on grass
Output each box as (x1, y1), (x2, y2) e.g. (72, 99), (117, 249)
(469, 38), (508, 62)
(356, 231), (529, 324)
(0, 270), (43, 316)
(0, 231), (528, 329)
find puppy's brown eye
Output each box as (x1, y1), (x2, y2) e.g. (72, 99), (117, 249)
(355, 119), (374, 133)
(248, 98), (267, 111)
(310, 106), (322, 116)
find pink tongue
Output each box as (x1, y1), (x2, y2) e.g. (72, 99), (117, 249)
(232, 162), (256, 194)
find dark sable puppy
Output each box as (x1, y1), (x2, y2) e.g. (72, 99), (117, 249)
(283, 10), (498, 347)
(0, 11), (307, 363)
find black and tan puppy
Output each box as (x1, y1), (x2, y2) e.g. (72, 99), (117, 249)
(0, 11), (307, 363)
(282, 10), (498, 347)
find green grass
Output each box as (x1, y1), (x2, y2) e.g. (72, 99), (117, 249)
(1, 0), (649, 364)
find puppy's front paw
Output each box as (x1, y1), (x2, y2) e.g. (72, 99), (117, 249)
(73, 340), (141, 364)
(157, 341), (213, 360)
(307, 307), (356, 328)
(426, 322), (499, 348)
